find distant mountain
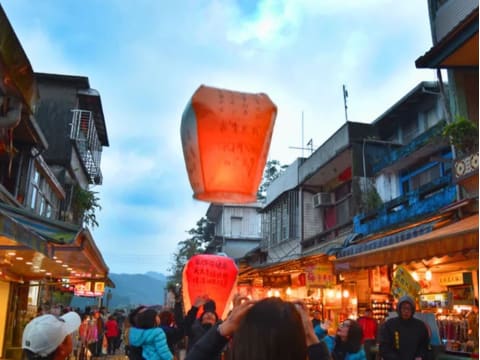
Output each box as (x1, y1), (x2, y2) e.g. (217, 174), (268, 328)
(145, 271), (168, 282)
(70, 272), (168, 311)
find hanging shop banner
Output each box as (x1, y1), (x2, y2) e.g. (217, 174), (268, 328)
(262, 274), (292, 287)
(74, 281), (105, 297)
(305, 263), (336, 287)
(94, 282), (105, 293)
(182, 254), (238, 320)
(369, 265), (390, 293)
(391, 265), (421, 299)
(292, 272), (306, 287)
(439, 272), (472, 286)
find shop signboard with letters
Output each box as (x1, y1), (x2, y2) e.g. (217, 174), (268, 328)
(305, 263), (336, 287)
(391, 265), (421, 299)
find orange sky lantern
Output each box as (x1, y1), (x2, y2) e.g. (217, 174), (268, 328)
(181, 85), (277, 203)
(182, 254), (238, 320)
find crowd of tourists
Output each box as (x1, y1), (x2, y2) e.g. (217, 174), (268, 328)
(21, 293), (435, 360)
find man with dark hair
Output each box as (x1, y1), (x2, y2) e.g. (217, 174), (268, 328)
(184, 297), (223, 360)
(379, 296), (430, 360)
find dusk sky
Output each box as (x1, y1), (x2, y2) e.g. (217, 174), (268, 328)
(2, 1), (437, 275)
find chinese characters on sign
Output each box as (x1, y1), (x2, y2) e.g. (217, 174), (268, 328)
(305, 264), (336, 287)
(182, 254), (238, 319)
(74, 281), (105, 297)
(392, 266), (420, 299)
(438, 272), (464, 286)
(369, 265), (391, 293)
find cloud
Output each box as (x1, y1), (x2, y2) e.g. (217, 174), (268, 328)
(2, 0), (436, 274)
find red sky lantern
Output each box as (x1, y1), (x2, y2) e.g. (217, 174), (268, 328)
(182, 254), (238, 320)
(181, 85), (277, 203)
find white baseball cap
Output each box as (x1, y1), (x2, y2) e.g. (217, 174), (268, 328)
(22, 312), (81, 357)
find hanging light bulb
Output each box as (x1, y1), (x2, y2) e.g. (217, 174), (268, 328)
(267, 289), (273, 297)
(286, 287), (292, 296)
(343, 289), (350, 298)
(274, 290), (280, 297)
(425, 269), (432, 281)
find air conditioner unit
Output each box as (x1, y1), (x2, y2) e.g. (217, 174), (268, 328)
(313, 192), (332, 208)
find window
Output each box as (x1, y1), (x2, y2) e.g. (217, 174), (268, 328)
(262, 191), (300, 247)
(231, 216), (242, 236)
(410, 165), (440, 190)
(399, 151), (451, 194)
(28, 166), (60, 219)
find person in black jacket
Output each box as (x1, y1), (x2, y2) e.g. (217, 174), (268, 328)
(184, 296), (222, 356)
(378, 295), (430, 360)
(159, 297), (190, 355)
(186, 296), (331, 360)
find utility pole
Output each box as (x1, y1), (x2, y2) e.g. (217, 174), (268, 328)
(343, 84), (348, 122)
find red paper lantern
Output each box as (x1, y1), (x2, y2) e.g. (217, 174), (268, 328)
(182, 254), (238, 320)
(181, 85), (277, 203)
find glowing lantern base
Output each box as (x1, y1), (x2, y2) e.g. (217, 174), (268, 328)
(181, 85), (277, 203)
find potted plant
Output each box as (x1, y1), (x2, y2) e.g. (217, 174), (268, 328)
(71, 185), (101, 227)
(442, 116), (478, 157)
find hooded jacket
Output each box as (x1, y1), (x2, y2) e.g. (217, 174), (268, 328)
(378, 296), (430, 360)
(129, 327), (173, 360)
(396, 296), (416, 315)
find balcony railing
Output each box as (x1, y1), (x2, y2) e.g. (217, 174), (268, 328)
(70, 109), (103, 185)
(373, 121), (447, 173)
(353, 175), (456, 235)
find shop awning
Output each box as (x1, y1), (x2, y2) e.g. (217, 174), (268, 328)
(0, 203), (80, 255)
(0, 203), (109, 282)
(415, 8), (478, 68)
(334, 214), (478, 272)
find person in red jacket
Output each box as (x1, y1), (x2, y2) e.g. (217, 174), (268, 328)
(357, 308), (378, 360)
(105, 314), (120, 355)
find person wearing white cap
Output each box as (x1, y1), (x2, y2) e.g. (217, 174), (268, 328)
(22, 311), (81, 360)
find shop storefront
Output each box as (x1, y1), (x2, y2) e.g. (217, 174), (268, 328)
(0, 209), (110, 360)
(334, 214), (479, 358)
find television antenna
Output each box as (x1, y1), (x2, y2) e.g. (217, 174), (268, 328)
(289, 111), (314, 157)
(343, 84), (349, 122)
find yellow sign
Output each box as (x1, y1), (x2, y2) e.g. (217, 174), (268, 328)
(391, 266), (420, 299)
(94, 282), (105, 292)
(305, 263), (336, 287)
(439, 272), (464, 286)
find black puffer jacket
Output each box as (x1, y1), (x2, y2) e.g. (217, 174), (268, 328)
(378, 296), (430, 360)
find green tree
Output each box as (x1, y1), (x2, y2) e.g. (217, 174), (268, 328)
(257, 159), (288, 201)
(168, 217), (214, 284)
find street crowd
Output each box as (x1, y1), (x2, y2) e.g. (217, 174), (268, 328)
(21, 291), (434, 360)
